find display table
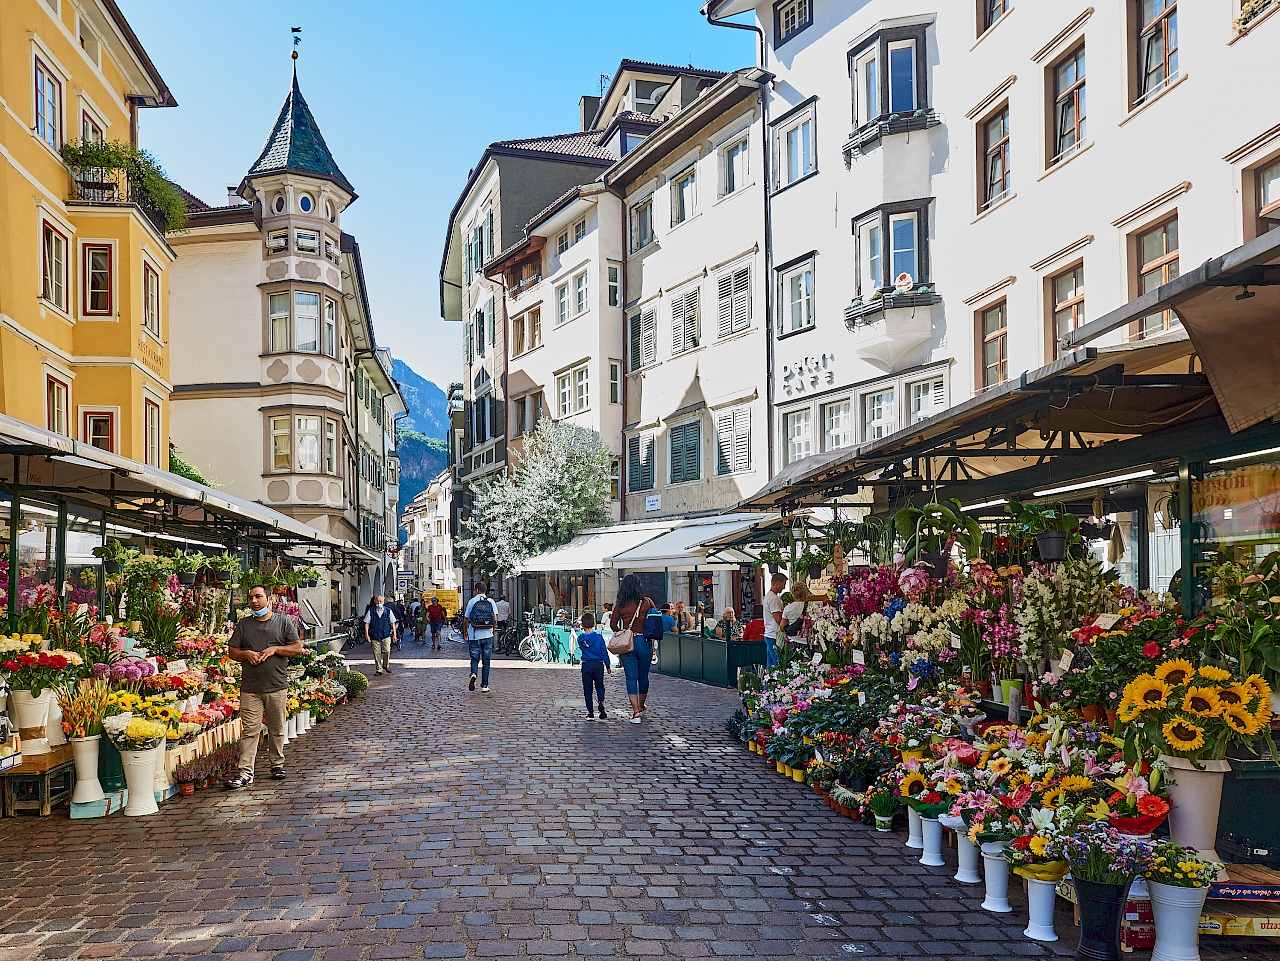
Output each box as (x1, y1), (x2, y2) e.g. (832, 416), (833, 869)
(655, 632), (766, 687)
(2, 745), (75, 816)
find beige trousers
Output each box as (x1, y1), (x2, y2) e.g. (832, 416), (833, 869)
(238, 690), (287, 775)
(371, 636), (393, 673)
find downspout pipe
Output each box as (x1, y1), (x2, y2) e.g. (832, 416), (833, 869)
(603, 183), (629, 524)
(705, 5), (775, 481)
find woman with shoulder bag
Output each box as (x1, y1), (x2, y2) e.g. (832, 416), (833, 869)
(609, 574), (660, 724)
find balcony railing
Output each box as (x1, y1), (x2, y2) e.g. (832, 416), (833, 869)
(69, 167), (170, 236)
(510, 273), (542, 297)
(844, 286), (942, 327)
(843, 109), (942, 167)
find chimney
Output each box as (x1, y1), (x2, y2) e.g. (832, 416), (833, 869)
(227, 186), (242, 206)
(579, 95), (601, 132)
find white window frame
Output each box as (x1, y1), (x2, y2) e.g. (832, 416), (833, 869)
(45, 373), (70, 436)
(270, 414), (291, 472)
(556, 363), (589, 418)
(609, 360), (622, 404)
(573, 218), (587, 244)
(821, 399), (852, 452)
(33, 54), (63, 151)
(773, 103), (816, 189)
(716, 263), (751, 338)
(607, 263), (621, 307)
(80, 407), (117, 453)
(670, 286), (701, 355)
(295, 230), (320, 255)
(672, 166), (697, 225)
(779, 258), (815, 333)
(555, 282), (570, 327)
(784, 408), (812, 464)
(887, 39), (919, 115)
(294, 291), (320, 352)
(573, 269), (590, 316)
(861, 388), (896, 441)
(269, 292), (291, 352)
(715, 405), (751, 475)
(143, 395), (162, 468)
(81, 240), (113, 318)
(557, 229), (570, 255)
(630, 197), (655, 251)
(324, 298), (338, 358)
(142, 259), (161, 339)
(854, 48), (880, 128)
(908, 375), (946, 425)
(296, 415), (322, 473)
(775, 0), (813, 44)
(722, 136), (751, 196)
(41, 219), (69, 313)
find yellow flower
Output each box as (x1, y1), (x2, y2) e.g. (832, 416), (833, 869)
(1030, 836), (1052, 857)
(1245, 673), (1272, 702)
(1215, 684), (1248, 707)
(1222, 705), (1255, 736)
(986, 757), (1013, 777)
(1060, 775), (1094, 793)
(1196, 665), (1232, 683)
(1127, 676), (1172, 711)
(900, 772), (927, 796)
(1117, 697), (1143, 724)
(1154, 660), (1195, 687)
(1162, 717), (1207, 752)
(1041, 787), (1064, 809)
(1183, 687), (1223, 718)
(1009, 772), (1032, 789)
(945, 778), (963, 795)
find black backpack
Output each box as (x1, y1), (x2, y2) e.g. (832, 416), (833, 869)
(469, 597), (495, 628)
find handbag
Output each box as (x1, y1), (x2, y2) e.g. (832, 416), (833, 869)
(783, 602), (808, 637)
(607, 604), (643, 655)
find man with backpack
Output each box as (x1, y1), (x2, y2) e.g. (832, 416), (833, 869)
(462, 582), (496, 693)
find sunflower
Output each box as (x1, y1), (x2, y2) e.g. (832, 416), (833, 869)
(1154, 660), (1195, 686)
(1245, 673), (1273, 702)
(1162, 717), (1207, 753)
(1215, 684), (1248, 707)
(1041, 786), (1064, 809)
(900, 772), (927, 796)
(1222, 704), (1255, 736)
(1127, 676), (1173, 711)
(1183, 686), (1223, 718)
(1252, 702), (1274, 734)
(1060, 775), (1095, 793)
(1009, 772), (1032, 789)
(1118, 699), (1144, 723)
(1196, 665), (1232, 683)
(986, 757), (1013, 777)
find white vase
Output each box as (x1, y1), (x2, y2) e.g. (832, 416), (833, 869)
(1024, 877), (1059, 941)
(10, 690), (52, 755)
(45, 696), (66, 747)
(121, 748), (160, 816)
(906, 806), (924, 850)
(919, 816), (945, 866)
(152, 743), (171, 794)
(980, 841), (1012, 913)
(1121, 832), (1152, 898)
(1163, 755), (1230, 873)
(69, 735), (105, 803)
(1148, 879), (1210, 961)
(285, 715), (296, 742)
(302, 709), (312, 732)
(954, 834), (982, 884)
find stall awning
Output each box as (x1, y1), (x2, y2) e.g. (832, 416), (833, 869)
(0, 412), (362, 559)
(611, 514), (769, 571)
(515, 520), (678, 573)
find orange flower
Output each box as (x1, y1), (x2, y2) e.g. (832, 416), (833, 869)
(1137, 794), (1169, 817)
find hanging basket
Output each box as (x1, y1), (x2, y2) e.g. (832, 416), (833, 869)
(1036, 532), (1068, 562)
(176, 571), (198, 586)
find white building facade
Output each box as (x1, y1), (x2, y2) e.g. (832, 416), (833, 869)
(704, 0), (1280, 474)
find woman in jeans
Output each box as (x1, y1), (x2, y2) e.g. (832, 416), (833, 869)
(609, 573), (660, 724)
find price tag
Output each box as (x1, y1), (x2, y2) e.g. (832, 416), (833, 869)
(1057, 650), (1075, 673)
(849, 648), (865, 666)
(1007, 687), (1022, 723)
(1092, 613), (1121, 630)
(858, 691), (866, 706)
(961, 664), (972, 677)
(168, 659), (188, 673)
(950, 632), (962, 650)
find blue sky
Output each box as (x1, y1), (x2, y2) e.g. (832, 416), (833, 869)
(117, 0), (754, 389)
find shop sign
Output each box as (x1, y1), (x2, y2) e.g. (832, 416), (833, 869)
(781, 353), (837, 397)
(645, 495), (661, 512)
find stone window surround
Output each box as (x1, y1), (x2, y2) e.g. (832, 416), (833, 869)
(261, 403), (344, 479)
(261, 280), (342, 358)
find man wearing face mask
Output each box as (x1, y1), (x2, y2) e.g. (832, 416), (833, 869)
(364, 594), (397, 675)
(226, 584), (303, 789)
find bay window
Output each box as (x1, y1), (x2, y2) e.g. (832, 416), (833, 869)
(854, 203), (929, 294)
(324, 299), (337, 357)
(271, 416), (291, 471)
(269, 293), (290, 351)
(296, 416), (321, 472)
(325, 420), (337, 474)
(850, 27), (928, 128)
(83, 244), (112, 316)
(295, 292), (320, 352)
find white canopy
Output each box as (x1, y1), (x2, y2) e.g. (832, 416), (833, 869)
(514, 519), (677, 573)
(610, 514), (768, 571)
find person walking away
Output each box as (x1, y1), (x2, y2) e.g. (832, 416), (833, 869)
(609, 574), (662, 724)
(226, 584), (304, 788)
(763, 572), (786, 668)
(364, 595), (397, 675)
(408, 597), (422, 643)
(577, 611), (612, 720)
(495, 595), (511, 633)
(463, 583), (496, 692)
(426, 596), (446, 650)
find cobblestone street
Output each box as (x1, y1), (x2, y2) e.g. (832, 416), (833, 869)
(0, 640), (1258, 961)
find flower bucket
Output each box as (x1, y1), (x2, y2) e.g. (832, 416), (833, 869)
(1163, 755), (1230, 871)
(874, 814), (894, 832)
(10, 690), (52, 755)
(70, 735), (105, 803)
(791, 768), (805, 783)
(1074, 878), (1131, 961)
(1082, 704), (1106, 723)
(1148, 879), (1210, 961)
(979, 841), (1012, 913)
(919, 816), (945, 867)
(1023, 877), (1059, 942)
(900, 749), (927, 764)
(940, 814), (980, 883)
(178, 781), (195, 796)
(153, 743), (172, 793)
(999, 678), (1024, 704)
(121, 748), (160, 816)
(906, 807), (924, 850)
(46, 697), (67, 747)
(775, 761), (785, 774)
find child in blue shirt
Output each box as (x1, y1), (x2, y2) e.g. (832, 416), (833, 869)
(577, 611), (611, 720)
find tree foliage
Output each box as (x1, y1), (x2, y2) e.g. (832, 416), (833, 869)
(457, 421), (612, 578)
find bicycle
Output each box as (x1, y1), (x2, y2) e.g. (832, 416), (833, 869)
(519, 624), (551, 662)
(493, 622), (520, 656)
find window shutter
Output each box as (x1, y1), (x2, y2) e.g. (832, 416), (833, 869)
(717, 273), (734, 338)
(685, 422), (700, 481)
(629, 313), (642, 370)
(732, 407), (750, 473)
(732, 267), (750, 333)
(643, 433), (654, 489)
(485, 210), (494, 261)
(628, 434), (642, 490)
(475, 311), (485, 358)
(642, 309), (656, 365)
(671, 292), (687, 354)
(686, 289), (700, 349)
(716, 411), (733, 474)
(669, 424), (685, 483)
(487, 298), (495, 345)
(465, 322), (472, 364)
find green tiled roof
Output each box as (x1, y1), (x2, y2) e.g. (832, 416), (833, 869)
(248, 70), (354, 195)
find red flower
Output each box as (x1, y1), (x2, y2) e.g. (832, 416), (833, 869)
(1, 660), (18, 672)
(922, 791), (942, 804)
(1137, 795), (1169, 817)
(1011, 836), (1031, 850)
(1142, 642), (1162, 659)
(1109, 790), (1125, 805)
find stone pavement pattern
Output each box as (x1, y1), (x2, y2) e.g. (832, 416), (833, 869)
(0, 637), (1265, 960)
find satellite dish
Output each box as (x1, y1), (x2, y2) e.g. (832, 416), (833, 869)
(894, 272), (914, 293)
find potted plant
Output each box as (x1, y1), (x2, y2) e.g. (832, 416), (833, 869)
(101, 714), (168, 816)
(1007, 501), (1080, 563)
(867, 787), (897, 832)
(1144, 841), (1222, 961)
(93, 539), (136, 575)
(205, 552), (239, 585)
(58, 678), (112, 803)
(170, 550), (205, 587)
(172, 758), (203, 796)
(292, 566), (321, 588)
(1058, 822), (1153, 961)
(1118, 662), (1276, 871)
(893, 498), (982, 577)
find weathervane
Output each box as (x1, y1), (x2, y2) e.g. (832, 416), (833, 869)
(291, 26), (301, 61)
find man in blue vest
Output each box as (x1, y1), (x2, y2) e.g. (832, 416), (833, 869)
(463, 582), (496, 693)
(363, 594), (398, 676)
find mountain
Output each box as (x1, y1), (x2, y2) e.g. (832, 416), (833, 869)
(391, 357), (451, 531)
(392, 358), (449, 439)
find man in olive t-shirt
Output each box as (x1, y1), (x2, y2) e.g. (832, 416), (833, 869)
(226, 584), (304, 789)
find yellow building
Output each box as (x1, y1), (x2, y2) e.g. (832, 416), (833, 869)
(0, 0), (177, 465)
